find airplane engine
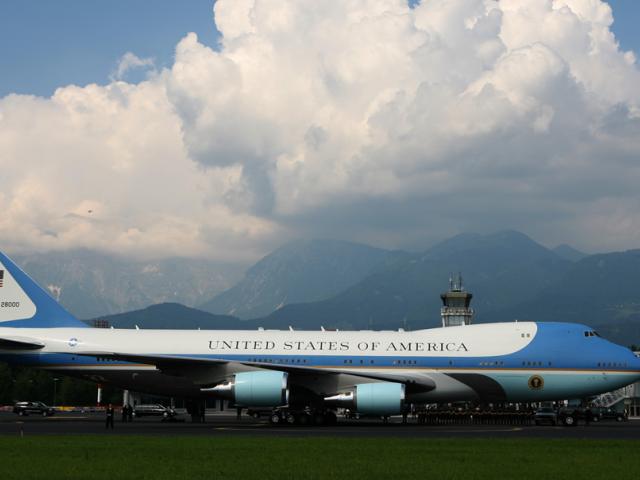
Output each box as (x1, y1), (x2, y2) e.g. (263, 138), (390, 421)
(324, 382), (405, 415)
(202, 371), (289, 407)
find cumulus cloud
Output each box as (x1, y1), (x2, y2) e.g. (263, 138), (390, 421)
(111, 52), (155, 81)
(1, 0), (640, 261)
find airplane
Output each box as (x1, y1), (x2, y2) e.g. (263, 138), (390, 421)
(1, 251), (639, 424)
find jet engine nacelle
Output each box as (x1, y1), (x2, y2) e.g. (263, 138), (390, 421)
(325, 382), (405, 415)
(202, 371), (289, 407)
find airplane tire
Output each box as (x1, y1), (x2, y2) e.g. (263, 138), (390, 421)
(563, 415), (575, 426)
(286, 413), (296, 425)
(270, 413), (281, 425)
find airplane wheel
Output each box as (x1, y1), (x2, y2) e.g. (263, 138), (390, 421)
(313, 413), (325, 425)
(270, 413), (281, 425)
(563, 415), (575, 426)
(286, 413), (296, 425)
(42, 411), (48, 417)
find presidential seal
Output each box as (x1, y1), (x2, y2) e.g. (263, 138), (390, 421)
(528, 375), (544, 390)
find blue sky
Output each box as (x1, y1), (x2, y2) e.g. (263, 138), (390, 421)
(1, 1), (640, 258)
(0, 0), (638, 98)
(0, 0), (221, 97)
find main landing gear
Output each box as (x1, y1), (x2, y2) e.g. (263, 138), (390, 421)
(268, 408), (337, 426)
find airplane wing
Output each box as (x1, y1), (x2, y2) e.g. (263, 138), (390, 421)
(76, 351), (436, 392)
(0, 336), (45, 350)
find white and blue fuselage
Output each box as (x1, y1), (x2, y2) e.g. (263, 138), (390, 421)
(1, 251), (639, 411)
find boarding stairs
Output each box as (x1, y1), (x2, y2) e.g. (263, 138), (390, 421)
(591, 385), (634, 408)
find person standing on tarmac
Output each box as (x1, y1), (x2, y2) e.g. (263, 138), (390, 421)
(105, 404), (115, 429)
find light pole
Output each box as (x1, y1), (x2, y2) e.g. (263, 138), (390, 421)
(53, 378), (59, 408)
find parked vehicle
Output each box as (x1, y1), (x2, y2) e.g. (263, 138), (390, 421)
(13, 401), (55, 417)
(557, 406), (602, 426)
(590, 407), (628, 422)
(132, 404), (176, 419)
(534, 407), (558, 426)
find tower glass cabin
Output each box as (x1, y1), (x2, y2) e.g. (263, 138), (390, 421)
(440, 273), (474, 327)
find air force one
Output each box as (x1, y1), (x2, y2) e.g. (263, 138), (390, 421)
(1, 251), (639, 420)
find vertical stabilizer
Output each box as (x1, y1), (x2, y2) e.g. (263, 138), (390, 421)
(0, 252), (87, 328)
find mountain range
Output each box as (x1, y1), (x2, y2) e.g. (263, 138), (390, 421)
(13, 250), (243, 318)
(198, 239), (404, 319)
(250, 231), (574, 330)
(14, 231), (640, 346)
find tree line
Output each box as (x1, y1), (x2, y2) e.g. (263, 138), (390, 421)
(0, 362), (122, 406)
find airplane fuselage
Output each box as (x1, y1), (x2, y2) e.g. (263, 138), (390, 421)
(2, 321), (638, 404)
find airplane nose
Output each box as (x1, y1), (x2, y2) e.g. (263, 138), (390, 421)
(633, 352), (640, 369)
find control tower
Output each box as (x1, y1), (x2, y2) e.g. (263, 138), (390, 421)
(440, 273), (474, 327)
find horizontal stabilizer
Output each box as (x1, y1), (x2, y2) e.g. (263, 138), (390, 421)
(0, 336), (45, 350)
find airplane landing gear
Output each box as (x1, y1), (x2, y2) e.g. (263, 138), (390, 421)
(269, 408), (337, 426)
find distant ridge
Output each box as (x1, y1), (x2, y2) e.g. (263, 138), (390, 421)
(199, 239), (403, 319)
(88, 303), (241, 330)
(14, 249), (242, 319)
(552, 244), (587, 262)
(257, 230), (571, 331)
(66, 231), (640, 346)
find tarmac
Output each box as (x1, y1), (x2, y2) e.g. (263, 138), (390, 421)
(1, 411), (639, 439)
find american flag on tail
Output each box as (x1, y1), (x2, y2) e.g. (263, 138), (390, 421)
(0, 270), (4, 287)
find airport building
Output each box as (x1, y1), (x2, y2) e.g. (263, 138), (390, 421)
(440, 273), (473, 327)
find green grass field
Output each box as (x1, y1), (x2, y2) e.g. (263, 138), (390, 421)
(0, 436), (638, 480)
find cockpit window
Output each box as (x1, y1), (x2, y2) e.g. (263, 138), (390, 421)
(584, 331), (599, 337)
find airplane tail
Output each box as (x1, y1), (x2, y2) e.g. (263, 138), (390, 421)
(0, 251), (87, 328)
